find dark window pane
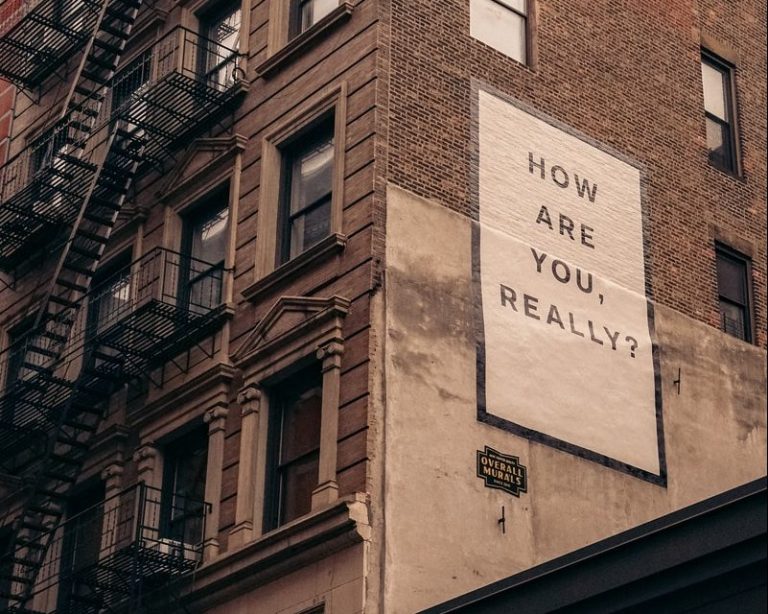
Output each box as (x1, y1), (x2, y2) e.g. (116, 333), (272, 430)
(163, 428), (208, 544)
(701, 53), (737, 173)
(280, 384), (322, 464)
(93, 271), (131, 333)
(183, 198), (228, 311)
(191, 207), (228, 264)
(289, 138), (334, 214)
(720, 300), (746, 340)
(112, 50), (152, 121)
(266, 365), (323, 529)
(717, 254), (747, 303)
(280, 451), (320, 524)
(57, 483), (105, 612)
(706, 117), (732, 171)
(716, 247), (751, 343)
(290, 198), (331, 259)
(204, 3), (241, 89)
(281, 122), (334, 261)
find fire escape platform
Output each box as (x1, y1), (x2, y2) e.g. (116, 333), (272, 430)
(119, 72), (247, 165)
(0, 158), (97, 271)
(94, 298), (230, 377)
(0, 0), (100, 88)
(0, 372), (114, 473)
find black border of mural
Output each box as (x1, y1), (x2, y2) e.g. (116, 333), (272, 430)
(470, 81), (667, 487)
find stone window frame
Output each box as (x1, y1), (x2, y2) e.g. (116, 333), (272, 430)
(229, 295), (350, 547)
(256, 1), (354, 78)
(158, 136), (246, 359)
(131, 362), (236, 562)
(247, 84), (348, 301)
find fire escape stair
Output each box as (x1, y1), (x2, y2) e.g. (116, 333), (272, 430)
(0, 0), (102, 88)
(0, 0), (145, 610)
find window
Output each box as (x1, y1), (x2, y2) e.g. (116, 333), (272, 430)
(85, 254), (132, 373)
(254, 85), (346, 284)
(716, 245), (752, 342)
(111, 49), (152, 135)
(278, 119), (334, 264)
(57, 482), (105, 613)
(291, 0), (338, 37)
(87, 255), (132, 339)
(701, 51), (738, 173)
(181, 190), (228, 313)
(32, 0), (86, 53)
(470, 0), (528, 65)
(2, 317), (34, 427)
(264, 365), (323, 531)
(201, 1), (242, 90)
(30, 126), (71, 217)
(161, 427), (208, 546)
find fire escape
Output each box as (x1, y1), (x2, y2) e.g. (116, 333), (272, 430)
(0, 1), (246, 611)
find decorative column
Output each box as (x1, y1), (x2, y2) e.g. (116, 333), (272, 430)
(312, 340), (343, 508)
(202, 404), (228, 561)
(132, 444), (160, 490)
(132, 443), (160, 544)
(228, 384), (261, 548)
(100, 462), (125, 556)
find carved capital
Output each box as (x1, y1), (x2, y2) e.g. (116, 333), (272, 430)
(100, 462), (124, 485)
(132, 444), (158, 464)
(133, 443), (159, 476)
(204, 405), (229, 434)
(317, 340), (344, 370)
(237, 384), (262, 417)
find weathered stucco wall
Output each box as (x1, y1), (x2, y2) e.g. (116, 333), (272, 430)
(381, 184), (767, 614)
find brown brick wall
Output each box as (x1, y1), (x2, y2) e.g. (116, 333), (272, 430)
(384, 0), (767, 348)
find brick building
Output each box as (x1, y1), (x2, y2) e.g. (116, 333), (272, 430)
(0, 0), (765, 613)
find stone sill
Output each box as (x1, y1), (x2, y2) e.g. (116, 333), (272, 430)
(242, 233), (347, 304)
(184, 494), (369, 610)
(255, 3), (354, 79)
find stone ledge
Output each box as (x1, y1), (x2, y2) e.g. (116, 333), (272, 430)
(242, 233), (347, 304)
(255, 3), (355, 79)
(184, 494), (370, 610)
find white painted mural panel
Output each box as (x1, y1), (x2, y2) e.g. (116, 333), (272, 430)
(475, 88), (663, 478)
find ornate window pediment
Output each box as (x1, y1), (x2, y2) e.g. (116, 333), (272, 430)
(232, 295), (350, 370)
(159, 135), (247, 205)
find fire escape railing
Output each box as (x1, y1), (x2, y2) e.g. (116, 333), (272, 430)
(0, 0), (102, 88)
(0, 25), (244, 272)
(24, 482), (209, 614)
(109, 25), (245, 164)
(0, 247), (227, 469)
(84, 246), (227, 377)
(0, 4), (243, 610)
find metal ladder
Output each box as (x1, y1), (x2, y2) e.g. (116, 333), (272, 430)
(0, 0), (145, 609)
